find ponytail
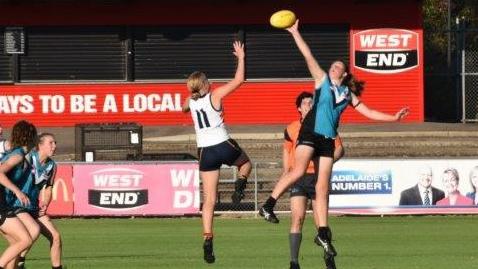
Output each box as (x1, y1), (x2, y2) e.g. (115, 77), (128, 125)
(340, 62), (365, 96)
(187, 71), (208, 100)
(342, 73), (365, 96)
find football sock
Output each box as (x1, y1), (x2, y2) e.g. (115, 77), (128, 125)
(289, 232), (302, 263)
(237, 175), (248, 181)
(235, 176), (247, 191)
(52, 266), (63, 269)
(318, 226), (331, 240)
(264, 196), (277, 210)
(18, 256), (25, 267)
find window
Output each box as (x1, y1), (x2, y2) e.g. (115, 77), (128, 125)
(0, 29), (13, 82)
(1, 24), (350, 82)
(134, 26), (239, 80)
(245, 24), (349, 79)
(19, 27), (126, 81)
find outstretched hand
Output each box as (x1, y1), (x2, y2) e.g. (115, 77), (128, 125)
(286, 19), (299, 34)
(395, 107), (410, 121)
(233, 41), (244, 60)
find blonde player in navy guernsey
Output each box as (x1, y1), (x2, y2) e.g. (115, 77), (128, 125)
(260, 20), (409, 269)
(182, 41), (251, 264)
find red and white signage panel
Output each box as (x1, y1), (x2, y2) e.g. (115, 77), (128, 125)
(0, 80), (422, 127)
(46, 164), (74, 216)
(73, 163), (200, 216)
(353, 28), (419, 74)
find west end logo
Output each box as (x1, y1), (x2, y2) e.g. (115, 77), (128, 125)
(88, 168), (148, 210)
(353, 29), (419, 74)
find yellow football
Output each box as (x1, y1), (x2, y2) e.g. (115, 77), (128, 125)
(269, 10), (297, 29)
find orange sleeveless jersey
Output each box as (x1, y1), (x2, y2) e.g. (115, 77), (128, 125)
(283, 120), (342, 174)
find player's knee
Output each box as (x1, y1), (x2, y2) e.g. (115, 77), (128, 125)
(24, 222), (41, 242)
(52, 231), (62, 247)
(17, 233), (33, 250)
(239, 161), (252, 175)
(315, 189), (328, 201)
(31, 225), (41, 241)
(24, 237), (33, 249)
(202, 193), (216, 205)
(291, 215), (305, 231)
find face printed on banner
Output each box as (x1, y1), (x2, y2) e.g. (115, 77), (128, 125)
(443, 169), (459, 194)
(417, 167), (433, 189)
(470, 167), (478, 190)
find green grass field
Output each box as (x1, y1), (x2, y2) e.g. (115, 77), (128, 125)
(4, 215), (477, 269)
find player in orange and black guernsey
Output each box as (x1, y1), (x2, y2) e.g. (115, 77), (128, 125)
(284, 92), (343, 269)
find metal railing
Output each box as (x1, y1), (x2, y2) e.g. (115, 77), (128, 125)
(206, 162), (281, 213)
(462, 50), (478, 122)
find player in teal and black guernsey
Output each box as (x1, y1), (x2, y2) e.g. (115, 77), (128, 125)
(0, 120), (37, 269)
(302, 74), (351, 139)
(9, 148), (56, 216)
(12, 133), (64, 269)
(260, 19), (410, 269)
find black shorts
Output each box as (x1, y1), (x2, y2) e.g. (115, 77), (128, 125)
(0, 208), (7, 226)
(290, 173), (317, 199)
(10, 207), (39, 219)
(297, 126), (335, 158)
(197, 139), (250, 172)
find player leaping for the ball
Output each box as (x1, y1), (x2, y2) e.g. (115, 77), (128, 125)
(182, 40), (251, 264)
(285, 92), (345, 269)
(259, 19), (409, 268)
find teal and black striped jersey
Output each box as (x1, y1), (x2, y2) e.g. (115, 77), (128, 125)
(303, 74), (351, 138)
(10, 150), (56, 212)
(2, 147), (29, 208)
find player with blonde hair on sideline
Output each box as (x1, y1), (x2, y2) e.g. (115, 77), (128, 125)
(182, 40), (251, 263)
(15, 133), (63, 269)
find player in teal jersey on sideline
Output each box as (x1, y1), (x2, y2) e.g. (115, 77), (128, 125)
(0, 120), (37, 269)
(14, 133), (63, 269)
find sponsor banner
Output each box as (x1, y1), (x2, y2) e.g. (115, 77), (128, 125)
(329, 207), (478, 216)
(47, 164), (74, 216)
(330, 159), (478, 213)
(0, 84), (186, 126)
(0, 83), (309, 127)
(73, 163), (200, 216)
(0, 82), (422, 127)
(331, 169), (392, 195)
(353, 28), (419, 74)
